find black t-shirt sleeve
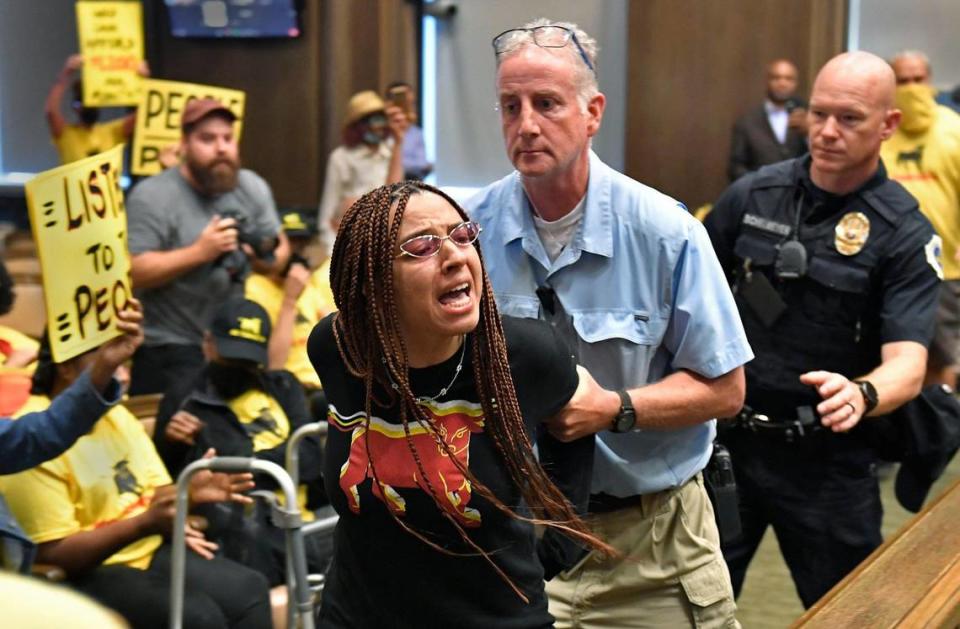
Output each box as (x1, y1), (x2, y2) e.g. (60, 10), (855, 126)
(307, 314), (339, 387)
(879, 212), (940, 345)
(502, 316), (593, 579)
(502, 316), (579, 421)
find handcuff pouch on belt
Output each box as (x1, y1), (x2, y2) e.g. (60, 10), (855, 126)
(731, 405), (819, 442)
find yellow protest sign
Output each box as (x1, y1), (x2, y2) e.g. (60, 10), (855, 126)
(131, 79), (245, 176)
(76, 1), (144, 107)
(25, 145), (131, 363)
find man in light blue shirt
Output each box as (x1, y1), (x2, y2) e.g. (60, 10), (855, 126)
(466, 17), (752, 628)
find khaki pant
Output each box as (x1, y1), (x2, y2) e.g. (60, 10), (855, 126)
(546, 474), (739, 628)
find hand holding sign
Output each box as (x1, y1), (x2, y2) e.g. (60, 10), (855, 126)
(26, 145), (132, 363)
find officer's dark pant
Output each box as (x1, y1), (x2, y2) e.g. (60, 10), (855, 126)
(719, 428), (883, 609)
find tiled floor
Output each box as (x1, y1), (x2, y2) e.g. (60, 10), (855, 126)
(735, 454), (960, 628)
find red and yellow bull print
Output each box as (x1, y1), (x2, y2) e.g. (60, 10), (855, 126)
(329, 399), (485, 527)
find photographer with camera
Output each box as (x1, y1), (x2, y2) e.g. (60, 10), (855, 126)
(127, 98), (289, 395)
(728, 59), (809, 182)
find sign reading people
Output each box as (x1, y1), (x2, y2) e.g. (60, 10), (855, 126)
(76, 1), (144, 106)
(25, 145), (131, 363)
(131, 79), (245, 176)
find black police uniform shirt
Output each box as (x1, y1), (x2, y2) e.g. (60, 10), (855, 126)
(705, 156), (941, 418)
(307, 315), (590, 629)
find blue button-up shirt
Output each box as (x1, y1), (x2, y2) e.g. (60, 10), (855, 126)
(466, 151), (753, 496)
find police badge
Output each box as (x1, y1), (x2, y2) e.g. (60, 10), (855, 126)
(835, 212), (871, 255)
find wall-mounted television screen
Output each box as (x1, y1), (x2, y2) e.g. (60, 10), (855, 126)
(166, 0), (300, 39)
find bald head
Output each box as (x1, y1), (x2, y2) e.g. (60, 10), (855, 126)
(807, 51), (901, 194)
(813, 51), (897, 109)
(890, 50), (931, 85)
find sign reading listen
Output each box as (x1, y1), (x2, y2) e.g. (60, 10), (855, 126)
(26, 145), (131, 363)
(131, 79), (245, 176)
(76, 1), (144, 106)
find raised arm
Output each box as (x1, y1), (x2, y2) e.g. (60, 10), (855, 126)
(45, 54), (83, 138)
(385, 105), (409, 185)
(0, 302), (143, 474)
(266, 263), (309, 371)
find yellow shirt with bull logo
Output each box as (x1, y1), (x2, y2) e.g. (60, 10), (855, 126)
(0, 396), (171, 569)
(882, 104), (960, 280)
(225, 389), (312, 518)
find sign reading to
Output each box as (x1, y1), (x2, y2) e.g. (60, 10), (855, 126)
(26, 145), (131, 363)
(131, 79), (245, 176)
(76, 1), (144, 107)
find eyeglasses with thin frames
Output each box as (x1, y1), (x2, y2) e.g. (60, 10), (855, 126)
(395, 221), (483, 259)
(491, 25), (595, 74)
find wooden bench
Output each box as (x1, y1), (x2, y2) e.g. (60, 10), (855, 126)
(0, 284), (45, 339)
(125, 393), (163, 438)
(794, 478), (960, 628)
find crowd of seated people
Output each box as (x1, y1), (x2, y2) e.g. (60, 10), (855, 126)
(4, 21), (960, 629)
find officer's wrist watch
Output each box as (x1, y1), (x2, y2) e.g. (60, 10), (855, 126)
(853, 380), (879, 415)
(611, 390), (637, 433)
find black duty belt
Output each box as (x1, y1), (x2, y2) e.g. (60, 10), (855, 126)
(724, 405), (823, 442)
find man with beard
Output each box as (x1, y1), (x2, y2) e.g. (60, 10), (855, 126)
(881, 50), (960, 387)
(728, 59), (809, 182)
(126, 99), (289, 395)
(45, 54), (146, 164)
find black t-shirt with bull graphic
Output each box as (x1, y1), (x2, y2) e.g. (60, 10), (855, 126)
(308, 315), (589, 629)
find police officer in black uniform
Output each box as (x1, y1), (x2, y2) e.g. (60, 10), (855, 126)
(705, 51), (942, 609)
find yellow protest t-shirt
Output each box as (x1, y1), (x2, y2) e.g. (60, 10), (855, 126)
(226, 388), (291, 452)
(0, 396), (171, 569)
(225, 389), (313, 517)
(0, 325), (39, 368)
(52, 118), (127, 164)
(245, 273), (332, 388)
(882, 105), (960, 280)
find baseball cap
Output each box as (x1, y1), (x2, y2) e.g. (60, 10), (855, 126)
(209, 299), (271, 366)
(280, 209), (316, 238)
(181, 98), (237, 132)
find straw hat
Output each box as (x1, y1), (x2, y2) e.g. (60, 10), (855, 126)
(344, 90), (386, 127)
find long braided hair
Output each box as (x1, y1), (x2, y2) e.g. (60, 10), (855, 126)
(329, 181), (612, 601)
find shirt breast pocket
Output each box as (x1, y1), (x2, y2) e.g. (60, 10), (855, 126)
(497, 294), (541, 319)
(569, 310), (666, 387)
(803, 256), (872, 325)
(733, 231), (779, 267)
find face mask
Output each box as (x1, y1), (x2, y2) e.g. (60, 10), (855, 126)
(362, 114), (387, 145)
(896, 84), (936, 134)
(207, 361), (262, 400)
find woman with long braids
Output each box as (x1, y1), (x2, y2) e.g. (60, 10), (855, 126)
(307, 181), (612, 627)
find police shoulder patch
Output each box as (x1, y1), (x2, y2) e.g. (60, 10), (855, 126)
(925, 234), (945, 280)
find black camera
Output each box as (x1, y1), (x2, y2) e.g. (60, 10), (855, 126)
(219, 210), (278, 263)
(215, 210), (279, 282)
